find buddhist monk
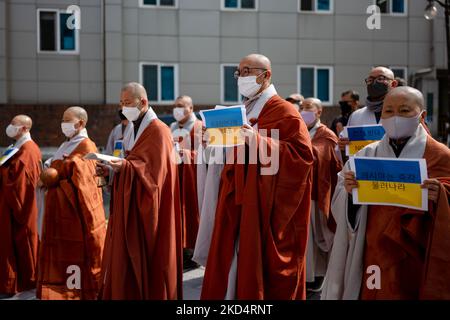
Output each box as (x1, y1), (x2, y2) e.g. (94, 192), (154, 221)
(286, 93), (305, 112)
(96, 82), (182, 300)
(170, 95), (202, 270)
(322, 86), (450, 300)
(198, 54), (314, 300)
(0, 115), (41, 299)
(36, 106), (106, 300)
(300, 98), (341, 294)
(338, 67), (398, 153)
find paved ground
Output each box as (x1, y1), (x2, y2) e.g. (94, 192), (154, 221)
(1, 268), (323, 300)
(1, 267), (206, 300)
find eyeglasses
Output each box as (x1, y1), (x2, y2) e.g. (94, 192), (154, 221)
(234, 67), (267, 79)
(365, 75), (394, 85)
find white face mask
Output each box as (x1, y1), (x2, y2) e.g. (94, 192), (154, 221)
(61, 122), (78, 138)
(6, 124), (22, 139)
(238, 75), (264, 98)
(173, 107), (186, 122)
(381, 112), (423, 140)
(300, 111), (317, 127)
(122, 106), (141, 122)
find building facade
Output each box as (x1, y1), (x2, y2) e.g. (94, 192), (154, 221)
(0, 0), (448, 145)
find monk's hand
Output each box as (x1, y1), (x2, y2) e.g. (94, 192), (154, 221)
(421, 179), (442, 203)
(96, 162), (110, 177)
(240, 124), (256, 145)
(338, 137), (350, 151)
(37, 179), (44, 188)
(110, 159), (124, 173)
(344, 171), (358, 194)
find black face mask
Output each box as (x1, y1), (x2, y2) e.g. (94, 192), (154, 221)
(118, 110), (127, 121)
(339, 101), (352, 115)
(367, 82), (389, 100)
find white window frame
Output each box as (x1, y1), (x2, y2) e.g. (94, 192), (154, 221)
(373, 0), (407, 16)
(221, 0), (259, 12)
(221, 64), (243, 105)
(36, 8), (80, 55)
(139, 62), (179, 105)
(390, 66), (408, 79)
(298, 0), (334, 14)
(298, 65), (334, 106)
(139, 0), (179, 9)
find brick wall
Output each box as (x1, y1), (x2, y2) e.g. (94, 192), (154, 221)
(0, 104), (341, 148)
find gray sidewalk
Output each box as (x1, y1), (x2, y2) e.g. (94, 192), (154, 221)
(1, 267), (205, 301)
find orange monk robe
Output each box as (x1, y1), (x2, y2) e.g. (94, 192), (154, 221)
(310, 124), (342, 230)
(177, 120), (203, 250)
(0, 140), (41, 295)
(201, 95), (314, 300)
(100, 119), (183, 300)
(37, 138), (106, 300)
(306, 124), (342, 282)
(361, 135), (450, 300)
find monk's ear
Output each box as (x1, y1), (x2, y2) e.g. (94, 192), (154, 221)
(391, 79), (398, 88)
(421, 110), (427, 122)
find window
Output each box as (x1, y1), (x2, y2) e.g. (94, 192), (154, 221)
(221, 64), (242, 104)
(37, 9), (79, 54)
(299, 0), (333, 13)
(140, 63), (178, 104)
(298, 66), (333, 105)
(374, 0), (406, 15)
(390, 66), (408, 81)
(222, 0), (258, 11)
(140, 0), (177, 7)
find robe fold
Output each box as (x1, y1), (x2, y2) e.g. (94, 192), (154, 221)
(172, 119), (203, 250)
(100, 119), (182, 300)
(322, 124), (450, 300)
(306, 124), (342, 282)
(201, 95), (314, 300)
(37, 138), (106, 300)
(0, 140), (41, 295)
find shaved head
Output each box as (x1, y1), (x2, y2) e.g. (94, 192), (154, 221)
(238, 53), (273, 98)
(175, 95), (193, 109)
(370, 66), (395, 80)
(11, 115), (32, 129)
(121, 82), (148, 100)
(384, 86), (425, 111)
(64, 106), (88, 123)
(303, 98), (322, 110)
(120, 82), (149, 115)
(302, 98), (323, 128)
(240, 54), (272, 71)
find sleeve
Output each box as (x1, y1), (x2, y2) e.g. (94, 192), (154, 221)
(5, 160), (38, 225)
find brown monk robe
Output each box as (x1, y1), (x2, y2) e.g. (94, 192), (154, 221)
(302, 99), (342, 231)
(201, 75), (314, 299)
(171, 96), (203, 251)
(37, 107), (106, 300)
(302, 98), (342, 286)
(178, 121), (203, 250)
(361, 134), (450, 299)
(0, 115), (41, 297)
(310, 124), (341, 230)
(98, 82), (182, 300)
